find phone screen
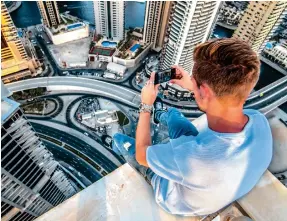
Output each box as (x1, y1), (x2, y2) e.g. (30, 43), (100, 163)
(154, 68), (176, 84)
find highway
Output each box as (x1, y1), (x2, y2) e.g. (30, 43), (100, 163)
(6, 75), (287, 115)
(6, 77), (141, 108)
(31, 122), (118, 173)
(42, 140), (100, 183)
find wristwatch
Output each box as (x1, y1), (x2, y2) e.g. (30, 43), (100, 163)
(139, 103), (153, 113)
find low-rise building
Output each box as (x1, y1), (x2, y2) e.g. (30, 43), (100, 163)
(45, 21), (89, 45)
(106, 62), (127, 76)
(218, 4), (243, 25)
(161, 82), (193, 100)
(145, 56), (160, 77)
(264, 44), (287, 69)
(88, 47), (115, 63)
(80, 110), (118, 129)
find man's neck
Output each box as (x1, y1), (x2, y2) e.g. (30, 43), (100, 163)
(206, 105), (249, 133)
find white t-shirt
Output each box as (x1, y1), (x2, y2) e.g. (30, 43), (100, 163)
(147, 109), (273, 216)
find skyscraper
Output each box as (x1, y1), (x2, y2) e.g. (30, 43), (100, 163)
(159, 1), (221, 73)
(93, 1), (125, 41)
(233, 1), (287, 53)
(143, 1), (172, 51)
(37, 1), (61, 28)
(1, 2), (37, 84)
(1, 82), (77, 220)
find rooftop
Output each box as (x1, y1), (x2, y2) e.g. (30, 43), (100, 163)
(89, 46), (116, 56)
(35, 114), (287, 221)
(1, 97), (20, 124)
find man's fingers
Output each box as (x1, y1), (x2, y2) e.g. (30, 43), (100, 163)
(172, 65), (185, 73)
(169, 79), (181, 85)
(150, 72), (155, 82)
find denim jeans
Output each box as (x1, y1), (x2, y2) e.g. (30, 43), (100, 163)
(112, 107), (199, 184)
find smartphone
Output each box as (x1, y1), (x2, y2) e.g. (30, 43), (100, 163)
(154, 68), (176, 84)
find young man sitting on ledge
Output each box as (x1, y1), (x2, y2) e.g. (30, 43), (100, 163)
(112, 38), (272, 216)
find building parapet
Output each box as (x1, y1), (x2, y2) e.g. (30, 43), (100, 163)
(35, 115), (287, 221)
(113, 43), (152, 68)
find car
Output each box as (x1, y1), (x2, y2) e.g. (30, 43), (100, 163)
(68, 166), (75, 171)
(84, 132), (89, 136)
(63, 71), (69, 75)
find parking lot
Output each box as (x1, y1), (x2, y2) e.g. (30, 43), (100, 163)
(48, 37), (92, 68)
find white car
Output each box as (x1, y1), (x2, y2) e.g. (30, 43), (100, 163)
(84, 132), (89, 136)
(68, 166), (75, 171)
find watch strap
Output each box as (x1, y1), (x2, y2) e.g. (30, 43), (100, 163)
(139, 103), (153, 113)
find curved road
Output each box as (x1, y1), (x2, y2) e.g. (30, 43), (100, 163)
(7, 77), (141, 108)
(31, 122), (118, 173)
(6, 76), (287, 115)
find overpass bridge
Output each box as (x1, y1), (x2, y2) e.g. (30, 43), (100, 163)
(6, 76), (287, 116)
(6, 77), (141, 108)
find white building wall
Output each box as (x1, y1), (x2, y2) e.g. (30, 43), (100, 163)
(93, 1), (125, 41)
(94, 1), (108, 37)
(160, 1), (220, 74)
(110, 1), (125, 41)
(143, 2), (163, 47)
(233, 1), (287, 53)
(45, 25), (89, 45)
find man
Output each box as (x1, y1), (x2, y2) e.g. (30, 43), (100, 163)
(113, 38), (272, 216)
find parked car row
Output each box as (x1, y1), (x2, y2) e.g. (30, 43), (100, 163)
(61, 71), (103, 78)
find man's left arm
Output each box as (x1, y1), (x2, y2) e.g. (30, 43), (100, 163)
(136, 72), (159, 167)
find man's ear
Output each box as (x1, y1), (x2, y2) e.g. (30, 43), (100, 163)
(199, 83), (213, 100)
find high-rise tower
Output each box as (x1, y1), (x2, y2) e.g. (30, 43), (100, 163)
(1, 82), (77, 220)
(143, 1), (172, 51)
(93, 1), (125, 41)
(159, 1), (221, 73)
(233, 1), (287, 53)
(37, 1), (61, 28)
(1, 2), (33, 83)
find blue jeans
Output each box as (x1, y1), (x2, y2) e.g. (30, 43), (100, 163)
(112, 108), (199, 184)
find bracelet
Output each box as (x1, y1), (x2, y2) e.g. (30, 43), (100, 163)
(139, 103), (153, 113)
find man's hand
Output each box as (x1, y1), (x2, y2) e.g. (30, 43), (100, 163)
(141, 72), (160, 105)
(169, 65), (193, 91)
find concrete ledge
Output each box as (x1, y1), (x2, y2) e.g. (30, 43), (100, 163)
(35, 163), (287, 221)
(35, 163), (200, 221)
(238, 170), (287, 221)
(35, 107), (287, 221)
